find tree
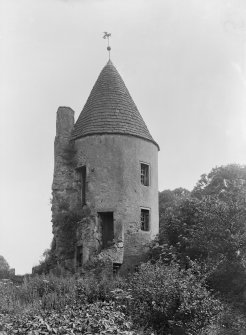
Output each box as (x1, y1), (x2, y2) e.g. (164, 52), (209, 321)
(159, 188), (190, 236)
(0, 255), (10, 279)
(0, 255), (10, 272)
(155, 164), (246, 299)
(192, 164), (246, 202)
(159, 188), (190, 214)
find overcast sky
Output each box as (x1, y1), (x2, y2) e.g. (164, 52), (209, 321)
(0, 0), (245, 274)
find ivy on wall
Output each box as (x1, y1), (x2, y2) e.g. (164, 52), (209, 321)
(54, 208), (85, 260)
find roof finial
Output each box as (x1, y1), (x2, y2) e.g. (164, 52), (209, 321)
(103, 32), (111, 60)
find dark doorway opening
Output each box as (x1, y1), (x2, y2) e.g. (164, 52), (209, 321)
(76, 245), (83, 267)
(98, 212), (114, 249)
(113, 262), (121, 275)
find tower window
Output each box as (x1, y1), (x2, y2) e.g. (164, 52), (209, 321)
(141, 209), (150, 231)
(78, 166), (86, 205)
(141, 163), (149, 186)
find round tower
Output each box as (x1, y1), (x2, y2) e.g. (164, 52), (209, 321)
(73, 60), (159, 271)
(53, 60), (159, 272)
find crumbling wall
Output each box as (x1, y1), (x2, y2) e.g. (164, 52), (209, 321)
(52, 107), (78, 267)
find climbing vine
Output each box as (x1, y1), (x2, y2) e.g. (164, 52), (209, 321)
(54, 207), (85, 261)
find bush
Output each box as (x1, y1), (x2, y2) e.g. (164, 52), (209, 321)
(0, 301), (138, 335)
(124, 261), (222, 334)
(158, 195), (246, 300)
(200, 306), (246, 335)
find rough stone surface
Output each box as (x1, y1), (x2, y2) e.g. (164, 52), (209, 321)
(52, 107), (77, 264)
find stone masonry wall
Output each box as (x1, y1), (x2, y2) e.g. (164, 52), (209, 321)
(52, 107), (78, 266)
(74, 134), (159, 272)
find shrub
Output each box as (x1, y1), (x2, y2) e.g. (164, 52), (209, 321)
(158, 194), (246, 300)
(0, 301), (138, 335)
(124, 261), (222, 334)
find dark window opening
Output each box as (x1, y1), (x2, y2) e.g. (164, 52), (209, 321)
(141, 209), (150, 231)
(141, 163), (149, 186)
(76, 245), (83, 267)
(78, 166), (86, 205)
(98, 212), (114, 249)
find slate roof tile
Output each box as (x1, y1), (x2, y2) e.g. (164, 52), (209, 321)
(71, 60), (159, 149)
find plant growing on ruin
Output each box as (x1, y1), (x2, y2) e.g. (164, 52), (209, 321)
(55, 210), (82, 261)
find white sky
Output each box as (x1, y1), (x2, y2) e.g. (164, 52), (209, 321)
(0, 0), (245, 274)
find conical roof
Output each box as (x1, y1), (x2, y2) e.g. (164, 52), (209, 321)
(71, 60), (159, 149)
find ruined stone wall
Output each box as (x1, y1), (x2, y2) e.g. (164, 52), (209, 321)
(52, 107), (78, 267)
(74, 134), (159, 271)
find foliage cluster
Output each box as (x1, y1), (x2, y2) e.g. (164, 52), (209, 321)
(0, 274), (139, 335)
(1, 263), (245, 334)
(0, 255), (11, 279)
(1, 265), (241, 335)
(153, 164), (246, 332)
(1, 301), (136, 335)
(54, 210), (81, 260)
(33, 206), (87, 275)
(124, 261), (222, 334)
(0, 274), (77, 315)
(156, 165), (246, 302)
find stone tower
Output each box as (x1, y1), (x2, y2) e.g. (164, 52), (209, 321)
(52, 60), (159, 272)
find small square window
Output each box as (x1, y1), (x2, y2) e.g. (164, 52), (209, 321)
(141, 209), (150, 231)
(141, 163), (149, 186)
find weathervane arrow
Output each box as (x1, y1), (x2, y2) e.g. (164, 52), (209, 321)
(103, 32), (111, 60)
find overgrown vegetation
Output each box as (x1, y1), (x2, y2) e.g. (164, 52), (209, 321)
(0, 255), (11, 279)
(152, 164), (246, 332)
(33, 207), (83, 275)
(55, 210), (81, 260)
(1, 164), (246, 334)
(0, 269), (224, 334)
(0, 274), (138, 334)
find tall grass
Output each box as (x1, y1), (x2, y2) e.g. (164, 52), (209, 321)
(0, 272), (125, 315)
(0, 274), (78, 314)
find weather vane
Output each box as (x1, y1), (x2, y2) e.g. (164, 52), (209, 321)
(103, 32), (111, 60)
